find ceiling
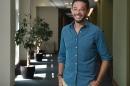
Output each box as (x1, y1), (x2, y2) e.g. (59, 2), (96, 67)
(37, 0), (97, 8)
(36, 0), (73, 8)
(50, 0), (73, 8)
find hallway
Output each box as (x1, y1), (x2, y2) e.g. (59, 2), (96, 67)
(0, 0), (130, 86)
(15, 54), (58, 86)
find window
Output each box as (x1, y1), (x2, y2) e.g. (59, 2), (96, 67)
(15, 0), (19, 65)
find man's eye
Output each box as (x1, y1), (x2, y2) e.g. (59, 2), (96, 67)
(80, 9), (85, 11)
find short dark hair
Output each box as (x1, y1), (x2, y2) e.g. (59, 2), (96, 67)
(72, 0), (89, 9)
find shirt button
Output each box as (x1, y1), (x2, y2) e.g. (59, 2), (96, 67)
(75, 54), (77, 57)
(75, 63), (77, 65)
(75, 46), (77, 48)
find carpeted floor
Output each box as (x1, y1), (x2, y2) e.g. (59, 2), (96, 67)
(15, 54), (58, 86)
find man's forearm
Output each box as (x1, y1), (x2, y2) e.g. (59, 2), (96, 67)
(58, 63), (64, 76)
(91, 61), (111, 86)
(96, 60), (111, 83)
(58, 63), (64, 86)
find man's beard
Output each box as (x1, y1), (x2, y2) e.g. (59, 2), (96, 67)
(75, 19), (84, 23)
(74, 16), (86, 23)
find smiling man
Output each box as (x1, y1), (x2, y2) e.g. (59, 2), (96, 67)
(58, 0), (112, 86)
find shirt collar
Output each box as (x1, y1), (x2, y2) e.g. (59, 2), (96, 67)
(69, 20), (89, 29)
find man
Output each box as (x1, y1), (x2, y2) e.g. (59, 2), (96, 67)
(58, 0), (112, 86)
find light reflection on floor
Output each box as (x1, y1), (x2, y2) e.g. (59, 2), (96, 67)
(35, 65), (47, 69)
(15, 73), (47, 81)
(30, 59), (48, 62)
(34, 73), (46, 78)
(51, 73), (55, 78)
(15, 75), (31, 81)
(43, 54), (53, 57)
(42, 59), (48, 61)
(15, 72), (56, 81)
(15, 54), (58, 86)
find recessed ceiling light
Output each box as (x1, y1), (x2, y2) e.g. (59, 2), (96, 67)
(94, 0), (99, 2)
(65, 3), (69, 5)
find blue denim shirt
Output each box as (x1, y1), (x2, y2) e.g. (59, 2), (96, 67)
(58, 21), (112, 86)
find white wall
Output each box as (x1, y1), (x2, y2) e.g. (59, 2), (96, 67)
(113, 0), (128, 85)
(31, 0), (59, 52)
(18, 0), (59, 60)
(19, 0), (31, 15)
(0, 0), (15, 86)
(19, 0), (59, 60)
(30, 0), (51, 20)
(37, 7), (58, 52)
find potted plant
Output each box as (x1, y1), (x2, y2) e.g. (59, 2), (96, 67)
(15, 15), (53, 78)
(33, 17), (53, 61)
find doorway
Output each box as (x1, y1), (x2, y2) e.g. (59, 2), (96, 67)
(58, 8), (73, 49)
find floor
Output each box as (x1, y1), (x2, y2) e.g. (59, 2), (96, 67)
(15, 54), (58, 86)
(15, 54), (113, 86)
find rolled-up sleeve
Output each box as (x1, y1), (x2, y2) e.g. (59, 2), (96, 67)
(58, 29), (66, 64)
(96, 30), (112, 61)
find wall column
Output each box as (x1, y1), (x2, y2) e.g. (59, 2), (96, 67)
(127, 0), (130, 85)
(0, 0), (15, 86)
(113, 0), (128, 85)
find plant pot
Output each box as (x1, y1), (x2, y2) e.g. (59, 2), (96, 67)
(36, 53), (43, 61)
(20, 65), (35, 79)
